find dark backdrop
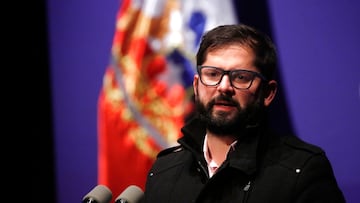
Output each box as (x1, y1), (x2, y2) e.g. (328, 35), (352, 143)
(33, 0), (360, 202)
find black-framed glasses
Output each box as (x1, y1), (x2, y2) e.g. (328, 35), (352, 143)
(197, 66), (267, 89)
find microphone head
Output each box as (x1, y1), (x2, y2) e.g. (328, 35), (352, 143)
(82, 185), (113, 203)
(115, 185), (144, 203)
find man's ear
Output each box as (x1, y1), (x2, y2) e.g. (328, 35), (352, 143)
(193, 75), (199, 96)
(264, 80), (277, 107)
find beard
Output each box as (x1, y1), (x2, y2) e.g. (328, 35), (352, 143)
(195, 93), (266, 136)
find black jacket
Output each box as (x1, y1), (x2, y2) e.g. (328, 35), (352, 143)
(143, 118), (345, 203)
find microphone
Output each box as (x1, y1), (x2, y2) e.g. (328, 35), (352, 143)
(82, 185), (113, 203)
(115, 185), (144, 203)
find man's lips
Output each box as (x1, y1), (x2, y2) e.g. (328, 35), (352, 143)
(213, 101), (237, 111)
(214, 100), (237, 106)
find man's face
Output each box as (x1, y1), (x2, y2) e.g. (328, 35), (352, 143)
(193, 44), (268, 135)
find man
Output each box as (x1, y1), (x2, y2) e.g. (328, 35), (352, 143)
(142, 24), (345, 203)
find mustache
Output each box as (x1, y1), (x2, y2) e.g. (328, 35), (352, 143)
(208, 95), (239, 108)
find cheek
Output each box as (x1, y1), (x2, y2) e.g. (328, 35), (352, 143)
(195, 84), (216, 105)
(236, 90), (259, 108)
(242, 81), (263, 102)
(196, 85), (208, 101)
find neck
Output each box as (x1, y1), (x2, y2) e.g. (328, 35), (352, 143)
(206, 132), (237, 165)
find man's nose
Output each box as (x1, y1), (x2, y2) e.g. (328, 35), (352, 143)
(217, 75), (234, 93)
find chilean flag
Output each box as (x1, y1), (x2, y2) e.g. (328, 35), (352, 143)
(97, 0), (237, 201)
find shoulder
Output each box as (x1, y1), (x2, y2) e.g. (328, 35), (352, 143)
(263, 134), (345, 202)
(267, 134), (327, 168)
(157, 145), (184, 158)
(150, 145), (192, 173)
(282, 135), (324, 154)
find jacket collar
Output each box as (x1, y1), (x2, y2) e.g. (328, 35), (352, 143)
(178, 116), (265, 176)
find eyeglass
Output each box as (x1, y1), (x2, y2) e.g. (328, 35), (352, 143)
(197, 66), (267, 89)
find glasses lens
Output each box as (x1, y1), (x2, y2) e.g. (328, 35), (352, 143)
(200, 67), (223, 85)
(230, 70), (255, 89)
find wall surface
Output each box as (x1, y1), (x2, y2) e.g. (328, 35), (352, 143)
(47, 0), (360, 202)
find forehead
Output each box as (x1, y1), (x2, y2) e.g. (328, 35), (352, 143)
(204, 44), (257, 71)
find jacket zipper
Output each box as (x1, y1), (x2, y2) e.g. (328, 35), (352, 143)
(242, 181), (251, 203)
(197, 160), (210, 179)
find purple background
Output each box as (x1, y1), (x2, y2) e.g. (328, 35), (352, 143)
(46, 0), (360, 202)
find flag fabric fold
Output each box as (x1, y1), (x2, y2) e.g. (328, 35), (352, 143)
(97, 0), (237, 200)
